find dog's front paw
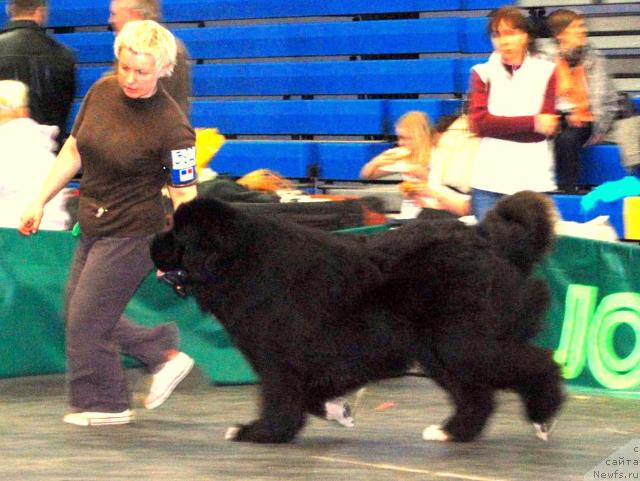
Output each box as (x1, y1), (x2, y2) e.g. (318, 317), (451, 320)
(533, 419), (557, 442)
(422, 424), (451, 442)
(224, 420), (297, 444)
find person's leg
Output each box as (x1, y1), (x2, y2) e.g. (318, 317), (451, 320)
(470, 189), (503, 222)
(113, 317), (178, 369)
(108, 236), (194, 410)
(66, 236), (155, 413)
(554, 124), (592, 192)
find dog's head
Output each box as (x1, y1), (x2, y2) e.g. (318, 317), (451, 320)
(151, 198), (239, 285)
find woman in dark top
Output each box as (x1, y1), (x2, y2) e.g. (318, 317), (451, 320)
(19, 20), (197, 426)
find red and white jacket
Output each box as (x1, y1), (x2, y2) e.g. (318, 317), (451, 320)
(468, 52), (557, 195)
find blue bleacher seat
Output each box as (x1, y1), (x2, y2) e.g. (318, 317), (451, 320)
(190, 99), (462, 136)
(76, 59), (460, 98)
(0, 0), (513, 29)
(0, 0), (110, 28)
(579, 144), (628, 186)
(67, 93), (463, 136)
(161, 0), (463, 23)
(553, 194), (625, 239)
(212, 140), (391, 180)
(460, 17), (493, 53)
(57, 18), (461, 64)
(461, 0), (513, 9)
(47, 2), (109, 28)
(55, 31), (113, 64)
(193, 58), (459, 97)
(177, 18), (461, 60)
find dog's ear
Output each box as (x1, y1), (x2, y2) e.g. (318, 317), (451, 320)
(150, 232), (183, 272)
(174, 198), (236, 243)
(173, 198), (235, 279)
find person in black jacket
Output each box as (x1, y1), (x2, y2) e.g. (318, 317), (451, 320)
(0, 0), (76, 148)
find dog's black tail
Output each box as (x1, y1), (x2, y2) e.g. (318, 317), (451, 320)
(479, 191), (556, 275)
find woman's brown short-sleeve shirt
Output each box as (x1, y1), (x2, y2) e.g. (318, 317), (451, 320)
(72, 76), (195, 238)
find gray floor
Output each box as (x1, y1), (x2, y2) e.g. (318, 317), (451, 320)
(1, 369), (639, 481)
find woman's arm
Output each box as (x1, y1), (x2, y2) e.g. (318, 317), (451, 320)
(468, 70), (558, 139)
(19, 136), (82, 235)
(360, 147), (411, 180)
(420, 184), (470, 217)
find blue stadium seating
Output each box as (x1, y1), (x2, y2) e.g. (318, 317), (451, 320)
(56, 18), (462, 64)
(176, 18), (462, 60)
(580, 144), (628, 186)
(160, 0), (464, 23)
(193, 59), (459, 97)
(460, 17), (493, 53)
(55, 31), (113, 64)
(3, 0), (633, 187)
(212, 140), (392, 179)
(190, 98), (463, 135)
(461, 0), (511, 8)
(553, 194), (625, 238)
(67, 98), (463, 136)
(75, 59), (462, 98)
(0, 0), (110, 28)
(0, 0), (512, 28)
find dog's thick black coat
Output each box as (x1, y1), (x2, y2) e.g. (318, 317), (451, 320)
(151, 191), (564, 443)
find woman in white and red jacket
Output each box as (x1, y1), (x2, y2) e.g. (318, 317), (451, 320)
(468, 6), (559, 221)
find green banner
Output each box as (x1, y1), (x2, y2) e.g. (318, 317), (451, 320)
(0, 228), (256, 384)
(537, 236), (640, 393)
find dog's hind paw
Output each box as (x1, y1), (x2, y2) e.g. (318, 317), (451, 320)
(325, 398), (355, 428)
(225, 426), (241, 441)
(533, 419), (557, 442)
(422, 425), (451, 442)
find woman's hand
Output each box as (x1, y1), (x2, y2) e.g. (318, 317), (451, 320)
(534, 114), (559, 137)
(399, 181), (434, 199)
(18, 203), (44, 236)
(567, 112), (585, 128)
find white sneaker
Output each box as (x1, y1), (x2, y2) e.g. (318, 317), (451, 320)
(63, 409), (134, 426)
(325, 398), (355, 428)
(145, 352), (194, 410)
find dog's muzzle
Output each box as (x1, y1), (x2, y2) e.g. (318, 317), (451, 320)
(158, 269), (190, 298)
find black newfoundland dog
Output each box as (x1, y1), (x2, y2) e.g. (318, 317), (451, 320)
(151, 191), (564, 444)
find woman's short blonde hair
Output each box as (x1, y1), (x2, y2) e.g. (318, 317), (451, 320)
(114, 19), (177, 77)
(0, 80), (28, 112)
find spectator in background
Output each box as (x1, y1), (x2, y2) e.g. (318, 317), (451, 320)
(360, 111), (433, 218)
(544, 9), (621, 193)
(109, 0), (191, 116)
(19, 20), (196, 426)
(468, 6), (558, 220)
(0, 0), (76, 149)
(0, 80), (70, 229)
(404, 113), (479, 217)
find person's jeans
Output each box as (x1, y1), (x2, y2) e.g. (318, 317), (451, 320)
(554, 123), (593, 192)
(471, 189), (504, 221)
(65, 235), (177, 412)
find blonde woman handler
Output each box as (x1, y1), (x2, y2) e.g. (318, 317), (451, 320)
(19, 20), (197, 426)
